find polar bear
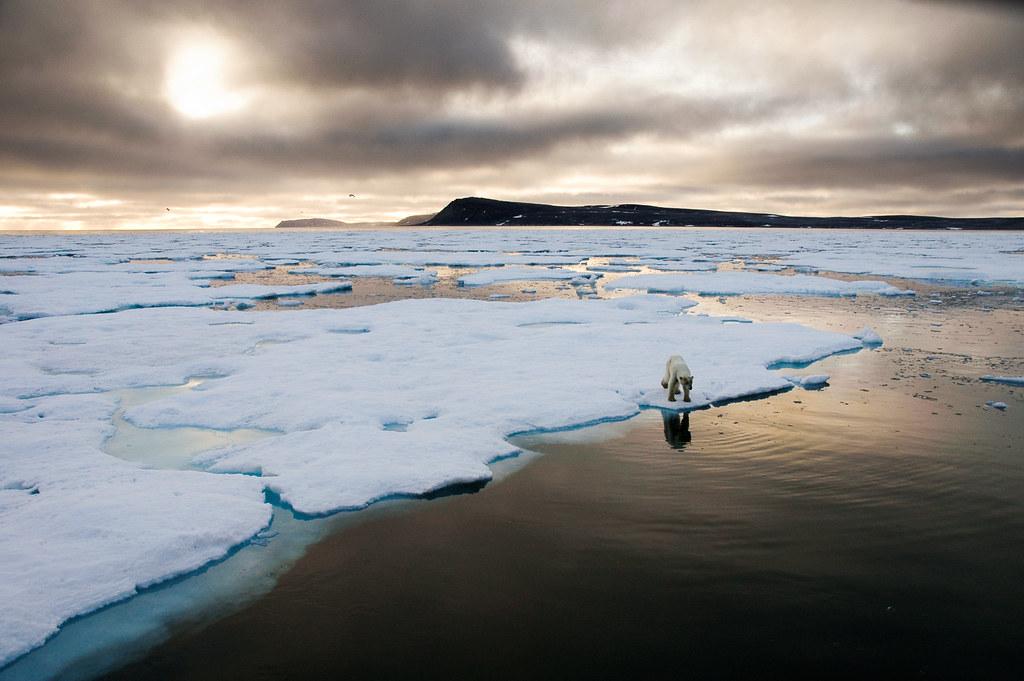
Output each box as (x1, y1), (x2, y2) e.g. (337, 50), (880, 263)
(661, 355), (693, 402)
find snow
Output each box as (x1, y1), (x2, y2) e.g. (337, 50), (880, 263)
(852, 326), (884, 345)
(980, 375), (1024, 386)
(778, 234), (1024, 284)
(0, 272), (351, 320)
(457, 267), (579, 286)
(0, 393), (270, 666)
(606, 272), (914, 297)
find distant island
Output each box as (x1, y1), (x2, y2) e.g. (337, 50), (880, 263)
(411, 197), (1024, 230)
(276, 218), (347, 228)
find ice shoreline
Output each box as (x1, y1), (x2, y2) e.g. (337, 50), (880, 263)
(0, 295), (873, 666)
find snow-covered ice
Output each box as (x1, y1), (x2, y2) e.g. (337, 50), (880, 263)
(289, 264), (437, 283)
(606, 272), (914, 297)
(3, 225), (1022, 668)
(0, 293), (866, 663)
(1, 227), (1021, 325)
(642, 260), (719, 272)
(0, 393), (270, 666)
(0, 272), (351, 320)
(852, 327), (884, 345)
(587, 264), (641, 273)
(985, 401), (1008, 410)
(784, 374), (831, 389)
(457, 267), (579, 286)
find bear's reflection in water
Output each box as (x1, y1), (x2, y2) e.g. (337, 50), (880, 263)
(661, 411), (692, 450)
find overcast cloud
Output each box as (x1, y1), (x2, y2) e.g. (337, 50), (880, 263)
(0, 0), (1021, 228)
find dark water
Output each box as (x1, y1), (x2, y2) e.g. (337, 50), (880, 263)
(98, 290), (1024, 681)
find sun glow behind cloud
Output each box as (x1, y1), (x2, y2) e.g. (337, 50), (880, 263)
(164, 37), (250, 119)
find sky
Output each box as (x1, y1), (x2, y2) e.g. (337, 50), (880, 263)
(0, 0), (1022, 230)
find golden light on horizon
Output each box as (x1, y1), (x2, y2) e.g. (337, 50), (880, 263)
(164, 38), (249, 119)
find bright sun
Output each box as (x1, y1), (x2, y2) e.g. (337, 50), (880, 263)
(165, 40), (248, 119)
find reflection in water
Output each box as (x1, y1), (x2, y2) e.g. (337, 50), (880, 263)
(661, 410), (691, 449)
(76, 287), (1024, 681)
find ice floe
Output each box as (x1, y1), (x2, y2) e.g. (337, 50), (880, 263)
(980, 375), (1024, 386)
(0, 393), (270, 666)
(605, 272), (914, 297)
(784, 374), (831, 389)
(852, 327), (884, 345)
(288, 264), (436, 282)
(0, 295), (868, 663)
(457, 267), (579, 286)
(0, 272), (351, 320)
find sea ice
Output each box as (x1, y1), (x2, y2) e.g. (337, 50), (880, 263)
(288, 265), (435, 281)
(606, 272), (914, 297)
(10, 224), (1012, 665)
(0, 272), (351, 320)
(642, 260), (719, 272)
(0, 394), (270, 666)
(457, 267), (579, 286)
(852, 327), (884, 345)
(784, 374), (831, 389)
(980, 375), (1024, 386)
(0, 294), (865, 662)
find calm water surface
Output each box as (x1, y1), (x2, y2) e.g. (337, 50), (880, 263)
(88, 285), (1024, 681)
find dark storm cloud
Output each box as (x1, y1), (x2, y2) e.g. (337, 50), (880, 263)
(0, 0), (686, 181)
(0, 0), (1021, 224)
(718, 138), (1024, 190)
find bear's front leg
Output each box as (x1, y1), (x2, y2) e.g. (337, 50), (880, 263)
(667, 376), (678, 401)
(682, 386), (691, 402)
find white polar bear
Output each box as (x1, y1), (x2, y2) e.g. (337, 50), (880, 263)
(661, 355), (694, 402)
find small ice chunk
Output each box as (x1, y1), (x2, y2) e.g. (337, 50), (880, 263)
(985, 401), (1008, 410)
(570, 273), (601, 286)
(785, 374), (830, 389)
(980, 375), (1024, 386)
(852, 327), (883, 345)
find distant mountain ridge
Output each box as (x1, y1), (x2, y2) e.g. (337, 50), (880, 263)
(419, 197), (1024, 230)
(276, 218), (347, 228)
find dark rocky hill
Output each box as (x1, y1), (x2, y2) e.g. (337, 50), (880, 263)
(422, 197), (1024, 230)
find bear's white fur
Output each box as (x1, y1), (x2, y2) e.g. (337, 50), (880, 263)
(661, 355), (694, 402)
